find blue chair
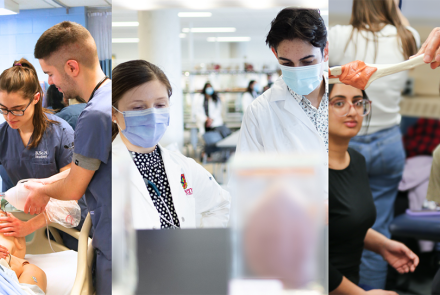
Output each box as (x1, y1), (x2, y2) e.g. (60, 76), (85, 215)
(389, 213), (440, 242)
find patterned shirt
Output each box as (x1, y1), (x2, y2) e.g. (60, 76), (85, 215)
(131, 147), (180, 228)
(287, 78), (328, 151)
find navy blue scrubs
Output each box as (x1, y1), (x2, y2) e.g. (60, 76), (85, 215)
(0, 113), (73, 186)
(73, 82), (112, 294)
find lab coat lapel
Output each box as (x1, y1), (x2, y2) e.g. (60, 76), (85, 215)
(113, 134), (156, 210)
(159, 145), (185, 222)
(270, 77), (320, 135)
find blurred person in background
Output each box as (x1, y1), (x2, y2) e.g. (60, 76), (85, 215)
(240, 80), (260, 112)
(56, 95), (86, 130)
(194, 82), (225, 135)
(45, 84), (65, 112)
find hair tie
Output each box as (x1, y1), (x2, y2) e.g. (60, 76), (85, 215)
(13, 63), (22, 66)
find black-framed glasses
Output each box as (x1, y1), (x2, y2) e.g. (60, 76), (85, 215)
(330, 99), (372, 117)
(0, 100), (33, 117)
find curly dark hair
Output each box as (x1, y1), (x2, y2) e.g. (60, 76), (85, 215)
(266, 8), (327, 53)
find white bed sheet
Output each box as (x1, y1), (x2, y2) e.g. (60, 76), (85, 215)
(25, 250), (78, 295)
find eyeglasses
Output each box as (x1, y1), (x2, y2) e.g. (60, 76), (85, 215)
(0, 100), (33, 117)
(330, 99), (372, 117)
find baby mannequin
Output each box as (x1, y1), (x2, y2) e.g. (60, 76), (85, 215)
(0, 212), (47, 293)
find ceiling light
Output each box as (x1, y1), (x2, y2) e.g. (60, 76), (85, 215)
(182, 27), (236, 33)
(112, 38), (139, 43)
(112, 22), (139, 27)
(207, 37), (251, 42)
(178, 12), (212, 17)
(0, 0), (19, 15)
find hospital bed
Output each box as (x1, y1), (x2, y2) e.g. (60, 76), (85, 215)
(11, 211), (95, 295)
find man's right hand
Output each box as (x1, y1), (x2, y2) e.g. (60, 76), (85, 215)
(412, 27), (440, 69)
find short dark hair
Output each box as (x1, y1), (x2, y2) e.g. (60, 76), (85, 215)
(266, 8), (327, 53)
(34, 21), (98, 68)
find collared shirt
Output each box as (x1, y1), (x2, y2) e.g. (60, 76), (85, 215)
(287, 78), (328, 151)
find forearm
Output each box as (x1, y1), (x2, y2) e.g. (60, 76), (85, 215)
(364, 228), (388, 255)
(28, 214), (48, 232)
(40, 175), (84, 201)
(330, 276), (366, 295)
(44, 169), (70, 184)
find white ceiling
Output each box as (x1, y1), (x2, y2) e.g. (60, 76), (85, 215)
(112, 7), (329, 41)
(11, 0), (111, 9)
(112, 0), (328, 10)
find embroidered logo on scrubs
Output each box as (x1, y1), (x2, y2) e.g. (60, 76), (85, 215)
(35, 151), (48, 159)
(181, 174), (193, 195)
(181, 174), (188, 189)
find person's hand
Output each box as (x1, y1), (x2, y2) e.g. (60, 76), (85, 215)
(23, 181), (50, 215)
(0, 244), (9, 259)
(380, 239), (419, 273)
(205, 118), (213, 128)
(366, 290), (398, 295)
(0, 213), (34, 237)
(411, 27), (440, 69)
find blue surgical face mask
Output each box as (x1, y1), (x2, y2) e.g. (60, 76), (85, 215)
(206, 87), (214, 96)
(113, 106), (170, 148)
(253, 83), (261, 93)
(279, 62), (323, 96)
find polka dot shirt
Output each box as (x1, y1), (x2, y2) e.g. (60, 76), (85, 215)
(287, 78), (329, 152)
(131, 146), (180, 228)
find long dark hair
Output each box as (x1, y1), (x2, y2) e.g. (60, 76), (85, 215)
(202, 82), (219, 103)
(247, 80), (256, 95)
(112, 60), (172, 141)
(0, 58), (58, 149)
(46, 84), (65, 112)
(329, 83), (372, 135)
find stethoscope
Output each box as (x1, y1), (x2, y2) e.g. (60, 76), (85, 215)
(143, 178), (178, 229)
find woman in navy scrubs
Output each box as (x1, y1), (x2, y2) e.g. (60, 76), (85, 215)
(0, 58), (74, 237)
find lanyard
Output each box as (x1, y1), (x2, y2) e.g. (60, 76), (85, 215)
(142, 178), (177, 228)
(88, 76), (108, 102)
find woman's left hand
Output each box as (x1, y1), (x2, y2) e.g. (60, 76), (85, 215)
(380, 239), (419, 274)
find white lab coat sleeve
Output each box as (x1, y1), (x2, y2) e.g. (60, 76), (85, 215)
(194, 95), (207, 135)
(189, 158), (231, 227)
(236, 104), (264, 153)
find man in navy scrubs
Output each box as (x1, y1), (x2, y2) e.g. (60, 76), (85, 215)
(24, 21), (112, 294)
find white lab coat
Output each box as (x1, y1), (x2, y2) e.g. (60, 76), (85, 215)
(236, 77), (328, 198)
(112, 133), (231, 229)
(194, 94), (224, 135)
